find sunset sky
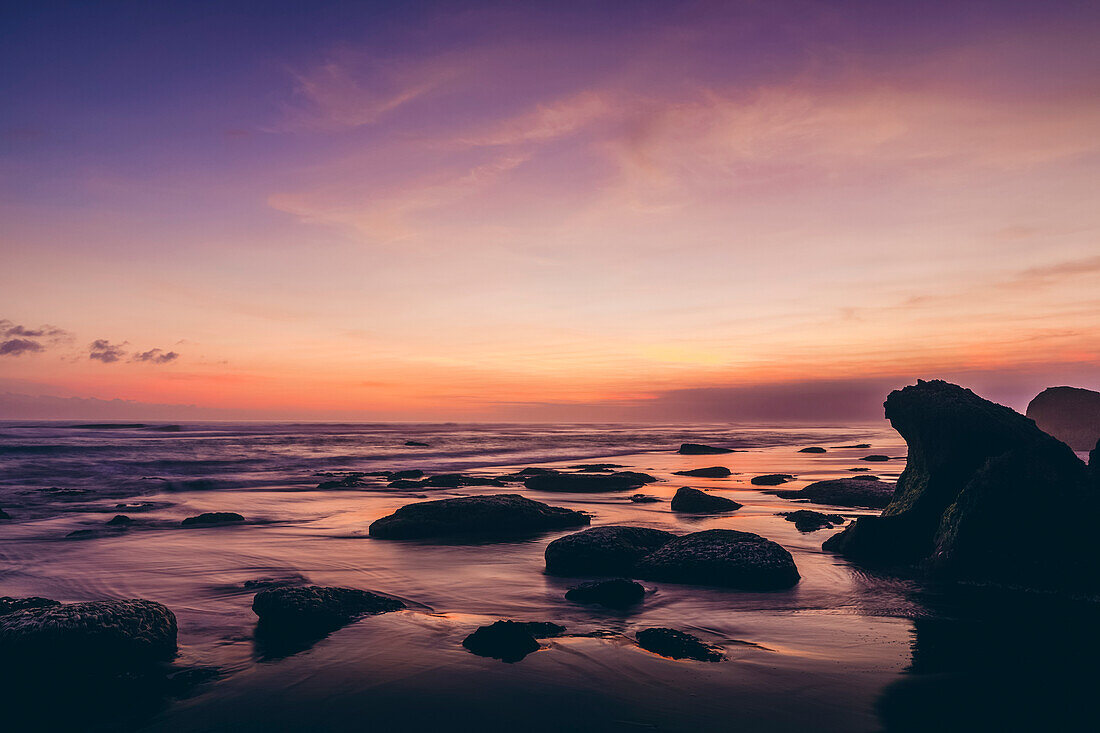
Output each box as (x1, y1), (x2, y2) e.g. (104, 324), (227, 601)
(2, 1), (1099, 421)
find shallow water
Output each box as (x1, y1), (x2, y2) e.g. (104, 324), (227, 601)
(0, 422), (1091, 731)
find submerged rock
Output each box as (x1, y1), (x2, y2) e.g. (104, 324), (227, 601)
(678, 443), (735, 455)
(750, 474), (794, 486)
(634, 529), (800, 590)
(524, 472), (650, 492)
(565, 578), (645, 608)
(404, 441), (429, 447)
(636, 628), (722, 662)
(781, 510), (846, 532)
(670, 487), (742, 513)
(672, 466), (732, 478)
(106, 514), (133, 526)
(629, 494), (661, 503)
(0, 597), (60, 616)
(180, 512), (244, 527)
(799, 447), (827, 453)
(775, 478), (895, 508)
(0, 599), (178, 668)
(252, 585), (403, 634)
(369, 494), (589, 539)
(462, 620), (565, 663)
(545, 526), (677, 575)
(1026, 386), (1100, 450)
(860, 454), (891, 462)
(823, 380), (1098, 594)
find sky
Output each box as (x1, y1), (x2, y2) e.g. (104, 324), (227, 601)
(1, 0), (1099, 421)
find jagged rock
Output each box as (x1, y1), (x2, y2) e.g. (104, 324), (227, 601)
(0, 599), (178, 668)
(524, 472), (650, 492)
(106, 514), (133, 526)
(565, 579), (645, 608)
(545, 526), (677, 575)
(462, 620), (565, 662)
(1026, 386), (1100, 450)
(670, 487), (742, 513)
(368, 494), (589, 539)
(180, 512), (244, 527)
(678, 443), (735, 455)
(635, 529), (800, 590)
(781, 510), (846, 532)
(629, 494), (661, 503)
(775, 478), (895, 508)
(636, 628), (722, 661)
(799, 447), (827, 453)
(751, 474), (794, 486)
(673, 466), (732, 478)
(252, 585), (403, 634)
(823, 380), (1097, 594)
(0, 597), (60, 616)
(861, 454), (891, 462)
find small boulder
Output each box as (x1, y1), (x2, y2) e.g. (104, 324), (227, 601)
(252, 585), (403, 634)
(462, 620), (565, 663)
(545, 526), (678, 575)
(636, 628), (721, 662)
(565, 579), (645, 608)
(404, 441), (429, 447)
(673, 466), (732, 478)
(670, 487), (742, 513)
(369, 494), (589, 540)
(180, 512), (245, 527)
(775, 478), (896, 509)
(750, 474), (794, 486)
(388, 479), (426, 488)
(524, 472), (648, 492)
(423, 474), (505, 488)
(106, 514), (133, 526)
(860, 454), (891, 462)
(387, 469), (424, 481)
(635, 529), (800, 590)
(781, 510), (846, 532)
(678, 443), (735, 455)
(799, 447), (827, 453)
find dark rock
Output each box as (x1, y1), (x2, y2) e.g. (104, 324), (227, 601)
(673, 466), (732, 478)
(848, 467), (871, 472)
(849, 475), (880, 480)
(252, 585), (403, 634)
(0, 507), (9, 519)
(670, 487), (742, 513)
(369, 494), (589, 540)
(678, 443), (735, 455)
(387, 469), (424, 481)
(634, 529), (800, 590)
(180, 512), (244, 527)
(1026, 386), (1100, 450)
(106, 514), (133, 526)
(422, 474), (505, 488)
(861, 454), (891, 461)
(565, 579), (645, 608)
(823, 380), (1097, 593)
(0, 599), (178, 669)
(799, 447), (827, 453)
(775, 478), (896, 508)
(750, 474), (794, 486)
(630, 494), (661, 503)
(462, 620), (565, 662)
(524, 472), (648, 492)
(518, 467), (556, 475)
(781, 510), (846, 532)
(242, 574), (308, 590)
(545, 526), (677, 575)
(0, 597), (60, 616)
(404, 440), (429, 447)
(568, 463), (626, 471)
(835, 444), (872, 449)
(636, 628), (722, 662)
(388, 479), (426, 489)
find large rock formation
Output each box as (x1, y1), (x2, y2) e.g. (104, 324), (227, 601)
(544, 526), (677, 575)
(368, 494), (589, 539)
(823, 380), (1098, 594)
(634, 529), (800, 590)
(1025, 386), (1100, 450)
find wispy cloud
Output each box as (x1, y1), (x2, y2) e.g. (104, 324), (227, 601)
(131, 348), (179, 364)
(89, 339), (127, 363)
(0, 338), (45, 356)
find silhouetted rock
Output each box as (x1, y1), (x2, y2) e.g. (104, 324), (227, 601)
(0, 599), (177, 669)
(252, 585), (403, 635)
(0, 597), (60, 616)
(775, 478), (896, 508)
(823, 380), (1097, 594)
(629, 494), (661, 503)
(106, 514), (133, 526)
(369, 494), (589, 539)
(462, 620), (565, 663)
(387, 469), (424, 481)
(423, 473), (505, 488)
(545, 526), (677, 575)
(180, 512), (244, 527)
(670, 487), (742, 513)
(388, 479), (426, 488)
(404, 441), (429, 447)
(1026, 386), (1100, 450)
(861, 454), (891, 462)
(1091, 439), (1100, 489)
(781, 510), (846, 532)
(568, 463), (626, 471)
(673, 466), (732, 478)
(565, 579), (645, 608)
(524, 472), (649, 492)
(678, 443), (735, 454)
(635, 529), (800, 590)
(836, 444), (872, 449)
(750, 474), (794, 486)
(799, 447), (827, 453)
(636, 628), (721, 661)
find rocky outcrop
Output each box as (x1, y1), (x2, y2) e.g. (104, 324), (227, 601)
(750, 474), (794, 486)
(774, 478), (896, 508)
(670, 487), (742, 513)
(461, 620), (565, 662)
(673, 466), (732, 478)
(1025, 386), (1100, 450)
(565, 579), (645, 608)
(0, 599), (178, 669)
(781, 510), (845, 532)
(369, 494), (589, 539)
(180, 512), (244, 526)
(252, 585), (403, 634)
(678, 443), (735, 454)
(822, 380), (1098, 594)
(636, 628), (722, 661)
(544, 526), (677, 575)
(524, 472), (652, 492)
(634, 529), (800, 590)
